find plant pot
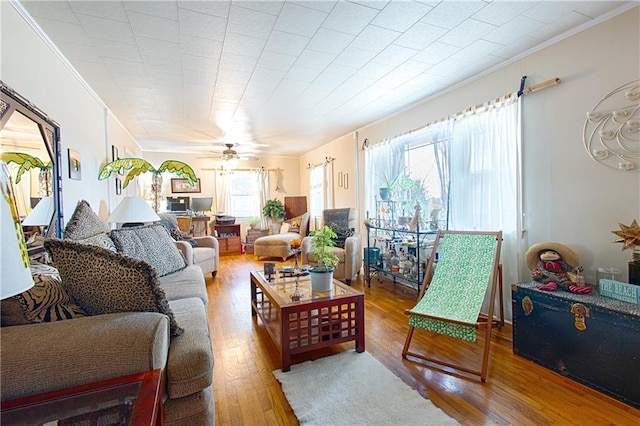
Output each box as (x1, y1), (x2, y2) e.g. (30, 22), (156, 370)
(379, 187), (392, 201)
(309, 267), (334, 292)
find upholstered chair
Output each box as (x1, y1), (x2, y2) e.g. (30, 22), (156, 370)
(301, 208), (362, 284)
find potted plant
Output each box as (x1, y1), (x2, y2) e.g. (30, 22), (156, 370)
(308, 225), (340, 292)
(248, 217), (260, 229)
(262, 199), (285, 233)
(379, 171), (400, 201)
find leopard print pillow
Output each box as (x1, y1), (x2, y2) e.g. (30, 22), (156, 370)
(44, 239), (183, 337)
(110, 224), (187, 277)
(64, 200), (109, 240)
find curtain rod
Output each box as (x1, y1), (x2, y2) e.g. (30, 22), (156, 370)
(201, 167), (281, 172)
(363, 77), (561, 149)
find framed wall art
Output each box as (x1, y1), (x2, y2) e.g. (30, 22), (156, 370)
(171, 178), (201, 193)
(68, 149), (81, 180)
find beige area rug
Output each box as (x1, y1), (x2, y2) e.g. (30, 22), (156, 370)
(273, 351), (459, 426)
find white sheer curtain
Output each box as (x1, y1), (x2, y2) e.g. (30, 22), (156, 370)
(214, 171), (231, 214)
(448, 95), (522, 319)
(363, 139), (406, 221)
(255, 169), (269, 229)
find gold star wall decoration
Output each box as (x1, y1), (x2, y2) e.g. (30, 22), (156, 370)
(612, 219), (640, 251)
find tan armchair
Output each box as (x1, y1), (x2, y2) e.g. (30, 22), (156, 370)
(301, 208), (362, 284)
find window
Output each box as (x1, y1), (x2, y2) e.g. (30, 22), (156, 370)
(228, 171), (259, 218)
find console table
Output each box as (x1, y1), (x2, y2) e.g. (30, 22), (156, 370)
(512, 281), (640, 409)
(214, 223), (241, 255)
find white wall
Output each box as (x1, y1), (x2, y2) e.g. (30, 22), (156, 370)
(302, 7), (639, 320)
(1, 2), (139, 224)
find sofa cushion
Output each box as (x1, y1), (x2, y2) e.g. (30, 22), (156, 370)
(110, 224), (187, 277)
(166, 297), (213, 399)
(170, 228), (199, 247)
(64, 200), (109, 240)
(159, 213), (179, 231)
(159, 266), (208, 305)
(0, 262), (86, 326)
(44, 239), (184, 337)
(74, 233), (117, 252)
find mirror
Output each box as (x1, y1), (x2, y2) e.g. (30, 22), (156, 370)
(0, 81), (63, 237)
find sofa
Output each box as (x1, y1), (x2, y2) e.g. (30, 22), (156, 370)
(301, 208), (362, 284)
(254, 212), (310, 261)
(159, 214), (219, 278)
(0, 202), (214, 425)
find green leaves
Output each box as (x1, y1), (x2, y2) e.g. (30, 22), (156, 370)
(0, 152), (50, 183)
(98, 158), (197, 189)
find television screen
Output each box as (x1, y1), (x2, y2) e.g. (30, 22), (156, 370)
(191, 197), (212, 213)
(166, 196), (189, 212)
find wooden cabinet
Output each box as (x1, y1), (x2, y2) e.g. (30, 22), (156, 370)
(512, 281), (640, 409)
(214, 224), (242, 256)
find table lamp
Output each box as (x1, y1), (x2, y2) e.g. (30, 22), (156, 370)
(22, 196), (55, 235)
(1, 161), (34, 299)
(108, 196), (160, 227)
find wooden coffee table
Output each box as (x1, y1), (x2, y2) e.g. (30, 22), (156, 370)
(1, 369), (162, 425)
(250, 270), (365, 372)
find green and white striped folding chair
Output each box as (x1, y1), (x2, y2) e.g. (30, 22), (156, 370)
(402, 230), (503, 382)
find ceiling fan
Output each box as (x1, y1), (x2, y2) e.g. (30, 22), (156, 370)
(197, 143), (259, 161)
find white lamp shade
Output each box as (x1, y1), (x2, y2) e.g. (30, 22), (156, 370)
(22, 197), (55, 226)
(1, 161), (34, 299)
(108, 196), (160, 224)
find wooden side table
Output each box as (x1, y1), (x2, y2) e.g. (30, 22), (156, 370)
(215, 223), (242, 255)
(1, 369), (163, 426)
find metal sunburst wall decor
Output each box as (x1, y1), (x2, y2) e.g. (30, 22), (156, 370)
(583, 79), (640, 172)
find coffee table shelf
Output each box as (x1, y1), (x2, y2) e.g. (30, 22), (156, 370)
(250, 270), (365, 371)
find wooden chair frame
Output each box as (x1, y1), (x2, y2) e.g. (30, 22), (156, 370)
(402, 230), (503, 382)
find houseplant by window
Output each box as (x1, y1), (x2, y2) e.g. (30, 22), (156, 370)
(248, 217), (260, 229)
(262, 198), (286, 233)
(308, 225), (340, 291)
(379, 171), (400, 201)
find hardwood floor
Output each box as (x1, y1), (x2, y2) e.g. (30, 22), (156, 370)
(207, 255), (640, 425)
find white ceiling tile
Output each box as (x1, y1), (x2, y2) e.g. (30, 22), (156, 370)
(251, 67), (287, 83)
(333, 47), (377, 68)
(178, 7), (226, 41)
(30, 18), (91, 46)
(90, 38), (142, 62)
(182, 69), (217, 86)
(103, 57), (147, 78)
(318, 64), (358, 82)
(294, 49), (335, 71)
(372, 44), (418, 67)
(126, 1), (179, 20)
(472, 1), (537, 26)
(269, 79), (309, 102)
(322, 1), (379, 35)
(426, 57), (469, 77)
(275, 2), (328, 38)
(54, 42), (102, 64)
(438, 19), (497, 48)
(147, 70), (183, 87)
(222, 33), (267, 58)
(356, 62), (394, 80)
(420, 1), (486, 29)
(180, 35), (223, 59)
(394, 22), (447, 50)
(178, 1), (230, 18)
(236, 1), (284, 16)
(286, 64), (324, 83)
(264, 31), (310, 56)
(291, 1), (337, 13)
(227, 4), (278, 39)
(388, 60), (432, 81)
(528, 11), (590, 41)
(412, 41), (460, 64)
(491, 35), (539, 60)
(350, 1), (390, 11)
(144, 56), (183, 76)
(76, 14), (137, 44)
(21, 1), (80, 24)
(308, 75), (343, 93)
(307, 28), (355, 55)
(70, 1), (129, 22)
(350, 25), (400, 53)
(522, 2), (575, 24)
(567, 1), (630, 20)
(371, 0), (433, 32)
(451, 39), (503, 63)
(137, 37), (180, 59)
(295, 88), (330, 109)
(182, 54), (219, 73)
(257, 51), (298, 72)
(220, 52), (258, 72)
(128, 11), (179, 43)
(483, 16), (541, 45)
